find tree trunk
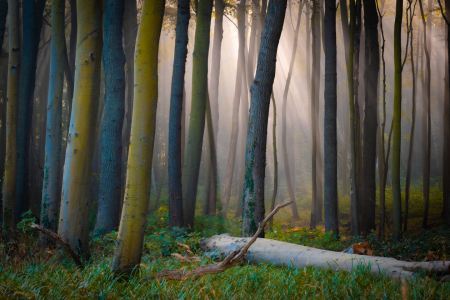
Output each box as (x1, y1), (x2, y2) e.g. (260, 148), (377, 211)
(121, 0), (137, 206)
(94, 0), (126, 237)
(392, 0), (403, 240)
(347, 0), (359, 235)
(310, 0), (318, 229)
(445, 0), (450, 228)
(168, 0), (189, 229)
(181, 0), (213, 230)
(206, 94), (217, 216)
(339, 0), (350, 196)
(3, 0), (20, 229)
(281, 0), (303, 221)
(324, 0), (338, 236)
(15, 0), (46, 221)
(418, 0), (431, 229)
(269, 93), (278, 230)
(41, 0), (64, 241)
(112, 0), (165, 274)
(58, 0), (103, 260)
(221, 0), (246, 215)
(360, 0), (379, 236)
(404, 14), (418, 233)
(203, 0), (224, 212)
(241, 0), (287, 237)
(201, 234), (450, 280)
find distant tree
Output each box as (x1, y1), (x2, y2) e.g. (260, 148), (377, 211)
(121, 0), (138, 197)
(94, 0), (126, 237)
(360, 0), (379, 235)
(281, 0), (303, 221)
(111, 0), (165, 274)
(203, 0), (224, 214)
(15, 0), (46, 221)
(269, 92), (278, 231)
(3, 0), (20, 230)
(168, 0), (190, 229)
(418, 0), (432, 229)
(392, 0), (404, 240)
(310, 0), (319, 229)
(241, 0), (287, 237)
(444, 0), (450, 229)
(41, 0), (65, 241)
(58, 0), (103, 260)
(181, 0), (214, 230)
(324, 0), (339, 236)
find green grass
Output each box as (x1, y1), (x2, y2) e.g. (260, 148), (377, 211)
(1, 181), (450, 299)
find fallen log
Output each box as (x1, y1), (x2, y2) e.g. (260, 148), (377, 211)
(147, 201), (293, 281)
(200, 235), (450, 280)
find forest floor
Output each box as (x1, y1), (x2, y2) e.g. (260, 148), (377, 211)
(1, 202), (450, 299)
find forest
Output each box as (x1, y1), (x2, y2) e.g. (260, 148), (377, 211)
(1, 0), (450, 298)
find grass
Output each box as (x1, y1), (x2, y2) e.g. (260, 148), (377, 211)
(1, 182), (450, 299)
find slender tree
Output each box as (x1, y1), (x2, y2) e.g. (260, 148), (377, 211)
(392, 0), (404, 240)
(15, 0), (46, 220)
(241, 0), (287, 237)
(324, 0), (339, 236)
(181, 0), (214, 230)
(3, 0), (20, 229)
(360, 0), (379, 235)
(347, 0), (359, 235)
(310, 0), (318, 229)
(281, 0), (303, 221)
(41, 0), (65, 239)
(444, 0), (450, 228)
(111, 0), (165, 274)
(418, 0), (432, 229)
(168, 0), (190, 228)
(203, 0), (224, 211)
(121, 0), (138, 198)
(94, 0), (126, 237)
(269, 92), (278, 231)
(58, 0), (103, 260)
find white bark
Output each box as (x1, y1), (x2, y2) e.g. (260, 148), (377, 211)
(200, 234), (450, 280)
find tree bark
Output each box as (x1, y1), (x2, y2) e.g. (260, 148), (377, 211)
(168, 0), (190, 229)
(41, 0), (64, 241)
(418, 0), (432, 229)
(445, 0), (450, 228)
(58, 0), (103, 259)
(3, 0), (20, 230)
(360, 0), (379, 236)
(269, 93), (278, 231)
(121, 0), (138, 205)
(392, 0), (404, 240)
(15, 0), (46, 221)
(112, 0), (165, 274)
(201, 235), (450, 280)
(94, 0), (126, 237)
(181, 0), (214, 230)
(241, 0), (287, 237)
(324, 0), (339, 236)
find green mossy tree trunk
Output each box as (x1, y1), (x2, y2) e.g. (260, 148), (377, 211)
(181, 0), (214, 230)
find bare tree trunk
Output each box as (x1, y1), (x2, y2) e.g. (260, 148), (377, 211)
(269, 93), (278, 231)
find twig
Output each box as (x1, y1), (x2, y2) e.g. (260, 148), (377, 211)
(30, 223), (83, 268)
(148, 201), (293, 281)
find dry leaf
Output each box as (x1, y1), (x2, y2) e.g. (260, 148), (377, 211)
(401, 279), (408, 300)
